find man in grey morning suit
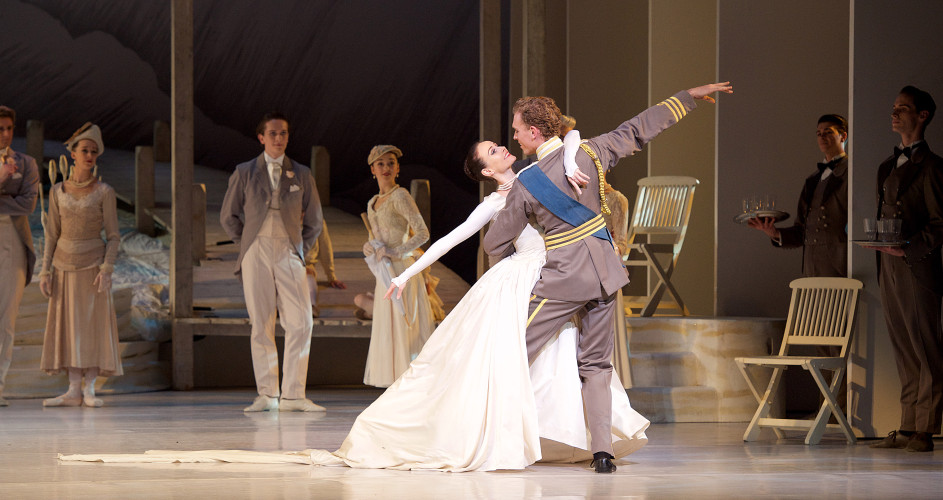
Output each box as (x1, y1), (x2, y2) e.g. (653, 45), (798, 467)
(867, 86), (943, 453)
(749, 114), (849, 278)
(221, 113), (325, 413)
(0, 105), (39, 407)
(484, 82), (732, 472)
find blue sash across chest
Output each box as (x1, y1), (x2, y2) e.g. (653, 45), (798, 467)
(517, 163), (612, 249)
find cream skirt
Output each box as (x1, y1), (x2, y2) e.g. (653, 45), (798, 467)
(40, 266), (123, 376)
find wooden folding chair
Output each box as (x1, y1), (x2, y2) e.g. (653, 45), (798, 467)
(623, 176), (698, 317)
(735, 277), (862, 444)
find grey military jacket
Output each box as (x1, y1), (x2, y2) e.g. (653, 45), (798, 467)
(484, 91), (696, 302)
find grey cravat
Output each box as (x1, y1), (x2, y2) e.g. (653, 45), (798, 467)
(269, 163), (281, 191)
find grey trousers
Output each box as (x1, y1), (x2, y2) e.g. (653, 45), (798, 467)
(879, 253), (943, 434)
(526, 292), (617, 456)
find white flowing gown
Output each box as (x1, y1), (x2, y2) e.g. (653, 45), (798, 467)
(60, 133), (650, 471)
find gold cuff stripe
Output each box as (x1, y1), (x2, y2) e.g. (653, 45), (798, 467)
(530, 294), (537, 301)
(545, 214), (605, 242)
(667, 96), (687, 119)
(664, 97), (684, 119)
(658, 101), (681, 122)
(527, 298), (549, 327)
(669, 96), (687, 117)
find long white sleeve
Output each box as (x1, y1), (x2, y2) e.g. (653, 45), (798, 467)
(391, 194), (504, 287)
(563, 129), (582, 177)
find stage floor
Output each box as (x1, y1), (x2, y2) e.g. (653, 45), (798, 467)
(1, 389), (939, 499)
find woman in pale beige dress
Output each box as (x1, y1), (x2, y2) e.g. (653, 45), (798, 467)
(39, 123), (122, 407)
(361, 145), (434, 388)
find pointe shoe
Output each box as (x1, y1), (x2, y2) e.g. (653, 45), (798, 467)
(278, 398), (326, 412)
(0, 396), (9, 407)
(83, 395), (104, 407)
(244, 395), (279, 412)
(590, 452), (617, 473)
(43, 395), (83, 407)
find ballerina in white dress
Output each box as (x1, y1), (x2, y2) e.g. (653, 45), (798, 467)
(59, 130), (649, 471)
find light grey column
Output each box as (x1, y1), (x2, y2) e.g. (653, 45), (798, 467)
(649, 0), (717, 316)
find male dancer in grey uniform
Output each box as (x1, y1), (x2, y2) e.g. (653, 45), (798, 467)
(0, 105), (39, 407)
(749, 114), (849, 277)
(484, 82), (732, 472)
(867, 86), (943, 452)
(221, 113), (324, 412)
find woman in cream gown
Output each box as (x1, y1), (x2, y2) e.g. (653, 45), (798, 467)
(361, 145), (435, 387)
(60, 131), (649, 470)
(39, 123), (122, 408)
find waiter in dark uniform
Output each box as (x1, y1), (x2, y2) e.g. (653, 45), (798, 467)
(749, 114), (849, 278)
(867, 86), (943, 453)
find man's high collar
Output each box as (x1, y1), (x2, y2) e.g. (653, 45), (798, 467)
(536, 136), (563, 161)
(263, 152), (285, 165)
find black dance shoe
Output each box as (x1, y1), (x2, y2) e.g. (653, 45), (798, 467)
(591, 452), (616, 473)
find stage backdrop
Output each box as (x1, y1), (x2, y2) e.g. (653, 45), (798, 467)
(0, 0), (482, 282)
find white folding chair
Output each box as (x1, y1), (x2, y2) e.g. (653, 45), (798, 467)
(736, 277), (862, 445)
(623, 176), (698, 317)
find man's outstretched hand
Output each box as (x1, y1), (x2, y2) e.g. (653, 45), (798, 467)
(687, 81), (733, 103)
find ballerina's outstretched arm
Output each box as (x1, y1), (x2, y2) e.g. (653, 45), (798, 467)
(387, 129), (586, 299)
(385, 196), (503, 299)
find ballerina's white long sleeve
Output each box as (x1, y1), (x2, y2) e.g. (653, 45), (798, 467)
(391, 192), (505, 288)
(562, 128), (581, 179)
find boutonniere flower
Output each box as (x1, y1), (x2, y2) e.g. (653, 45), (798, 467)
(286, 171), (295, 179)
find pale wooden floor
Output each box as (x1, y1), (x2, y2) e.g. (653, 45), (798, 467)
(1, 389), (940, 499)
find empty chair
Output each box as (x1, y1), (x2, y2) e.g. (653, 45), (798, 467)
(623, 176), (698, 317)
(735, 277), (863, 444)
